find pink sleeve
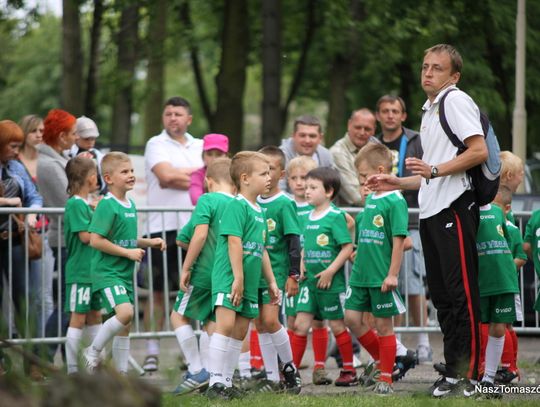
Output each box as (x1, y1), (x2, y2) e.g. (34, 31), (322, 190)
(189, 167), (206, 205)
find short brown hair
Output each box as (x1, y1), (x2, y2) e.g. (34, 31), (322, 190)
(206, 157), (233, 185)
(354, 143), (393, 173)
(66, 156), (97, 196)
(230, 151), (269, 190)
(293, 115), (322, 133)
(258, 145), (286, 170)
(305, 167), (341, 200)
(101, 152), (131, 176)
(375, 95), (407, 113)
(424, 44), (463, 74)
(0, 120), (24, 150)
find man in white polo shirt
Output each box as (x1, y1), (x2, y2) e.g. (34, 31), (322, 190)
(366, 44), (488, 397)
(143, 96), (203, 371)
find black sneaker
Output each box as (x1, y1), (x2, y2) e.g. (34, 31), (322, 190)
(392, 349), (417, 381)
(224, 385), (245, 399)
(476, 381), (503, 399)
(205, 383), (230, 400)
(433, 362), (447, 376)
(281, 362), (301, 394)
(430, 377), (463, 398)
(495, 368), (519, 384)
(251, 367), (267, 380)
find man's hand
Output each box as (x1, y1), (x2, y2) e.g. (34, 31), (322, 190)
(405, 157), (431, 179)
(126, 248), (145, 262)
(365, 174), (401, 192)
(179, 269), (191, 293)
(381, 275), (398, 293)
(230, 278), (244, 307)
(315, 269), (334, 290)
(285, 277), (299, 297)
(268, 282), (281, 305)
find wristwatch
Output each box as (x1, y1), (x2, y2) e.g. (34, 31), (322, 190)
(430, 166), (439, 179)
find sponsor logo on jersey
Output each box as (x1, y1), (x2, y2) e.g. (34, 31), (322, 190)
(316, 233), (329, 246)
(267, 218), (276, 232)
(373, 214), (384, 228)
(497, 224), (504, 237)
(324, 305), (338, 312)
(495, 307), (512, 314)
(306, 224), (320, 230)
(124, 212), (136, 218)
(535, 228), (540, 237)
(376, 302), (393, 310)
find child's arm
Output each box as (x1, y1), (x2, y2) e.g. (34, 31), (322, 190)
(78, 231), (91, 245)
(523, 242), (532, 258)
(228, 235), (244, 306)
(381, 236), (405, 293)
(262, 249), (280, 304)
(344, 212), (355, 235)
(179, 224), (209, 292)
(137, 237), (166, 250)
(90, 233), (145, 261)
(514, 258), (526, 269)
(403, 236), (413, 251)
(285, 234), (301, 297)
(316, 243), (354, 289)
(176, 240), (189, 250)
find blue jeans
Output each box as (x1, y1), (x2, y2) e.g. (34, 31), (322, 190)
(29, 236), (55, 336)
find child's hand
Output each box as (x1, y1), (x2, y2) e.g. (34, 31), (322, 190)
(151, 238), (166, 251)
(349, 250), (356, 262)
(381, 275), (398, 293)
(315, 269), (334, 290)
(126, 248), (145, 262)
(179, 269), (191, 293)
(268, 282), (281, 305)
(285, 277), (299, 297)
(230, 278), (244, 307)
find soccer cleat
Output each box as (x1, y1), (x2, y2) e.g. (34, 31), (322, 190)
(334, 370), (359, 387)
(416, 344), (433, 364)
(250, 367), (267, 380)
(430, 377), (464, 398)
(142, 355), (159, 372)
(224, 385), (245, 399)
(433, 362), (447, 376)
(312, 368), (333, 385)
(172, 368), (210, 395)
(205, 382), (230, 400)
(373, 381), (394, 395)
(463, 380), (478, 398)
(281, 362), (301, 394)
(252, 379), (285, 393)
(82, 346), (100, 372)
(360, 362), (379, 387)
(476, 381), (502, 399)
(495, 368), (520, 384)
(392, 349), (418, 381)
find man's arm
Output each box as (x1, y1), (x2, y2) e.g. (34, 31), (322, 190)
(152, 162), (198, 190)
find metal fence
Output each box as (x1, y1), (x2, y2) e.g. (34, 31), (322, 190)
(1, 206), (538, 349)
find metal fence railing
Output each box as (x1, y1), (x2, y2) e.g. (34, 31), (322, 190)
(1, 206), (539, 349)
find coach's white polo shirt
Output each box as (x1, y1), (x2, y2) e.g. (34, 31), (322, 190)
(418, 85), (483, 219)
(144, 130), (203, 234)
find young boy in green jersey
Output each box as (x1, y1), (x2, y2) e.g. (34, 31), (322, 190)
(524, 206), (540, 320)
(475, 188), (520, 395)
(64, 156), (102, 374)
(170, 158), (235, 394)
(290, 167), (356, 386)
(206, 151), (280, 399)
(83, 152), (165, 373)
(344, 143), (408, 395)
(253, 146), (301, 393)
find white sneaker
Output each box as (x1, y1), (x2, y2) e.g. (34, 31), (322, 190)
(416, 345), (433, 364)
(83, 346), (100, 372)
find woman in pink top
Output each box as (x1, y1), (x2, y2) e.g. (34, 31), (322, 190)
(189, 133), (229, 205)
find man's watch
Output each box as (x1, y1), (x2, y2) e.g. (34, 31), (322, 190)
(430, 166), (439, 179)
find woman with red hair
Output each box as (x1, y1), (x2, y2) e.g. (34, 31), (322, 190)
(36, 109), (77, 363)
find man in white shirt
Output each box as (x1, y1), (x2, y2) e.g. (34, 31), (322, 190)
(143, 96), (203, 371)
(367, 44), (488, 397)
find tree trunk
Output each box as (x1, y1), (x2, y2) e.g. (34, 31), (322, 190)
(84, 0), (104, 119)
(111, 2), (139, 151)
(326, 54), (349, 146)
(61, 0), (83, 116)
(261, 0), (282, 147)
(143, 0), (167, 140)
(213, 0), (249, 153)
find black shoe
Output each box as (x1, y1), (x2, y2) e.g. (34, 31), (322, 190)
(430, 377), (464, 398)
(281, 362), (301, 394)
(495, 368), (519, 384)
(205, 383), (230, 400)
(224, 385), (245, 399)
(250, 367), (267, 380)
(392, 349), (417, 382)
(476, 381), (502, 399)
(433, 362), (447, 376)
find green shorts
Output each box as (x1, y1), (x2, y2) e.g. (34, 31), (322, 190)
(480, 293), (518, 323)
(213, 292), (259, 319)
(173, 285), (213, 322)
(285, 292), (298, 317)
(258, 288), (283, 307)
(295, 284), (346, 320)
(64, 283), (102, 313)
(98, 283), (134, 314)
(344, 286), (406, 318)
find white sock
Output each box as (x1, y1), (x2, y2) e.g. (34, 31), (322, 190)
(223, 338), (242, 387)
(112, 336), (130, 374)
(84, 323), (102, 345)
(482, 335), (505, 383)
(146, 338), (160, 356)
(174, 325), (203, 374)
(90, 316), (125, 352)
(396, 338), (408, 357)
(66, 327), (83, 374)
(208, 333), (229, 386)
(199, 331), (210, 371)
(238, 351), (252, 378)
(259, 333), (279, 382)
(417, 333), (430, 347)
(270, 326), (294, 365)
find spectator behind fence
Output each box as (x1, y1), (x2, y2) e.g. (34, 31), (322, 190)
(37, 108), (78, 362)
(143, 96), (203, 372)
(189, 133), (229, 205)
(18, 115), (55, 336)
(0, 120), (43, 379)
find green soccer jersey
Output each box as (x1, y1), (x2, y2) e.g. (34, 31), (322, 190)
(506, 210), (516, 225)
(190, 192), (235, 289)
(476, 204), (519, 296)
(177, 219), (193, 245)
(524, 209), (540, 279)
(302, 206), (352, 293)
(212, 194), (268, 303)
(257, 192), (301, 290)
(506, 220), (527, 263)
(89, 193), (138, 292)
(64, 196), (94, 284)
(350, 191), (409, 288)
